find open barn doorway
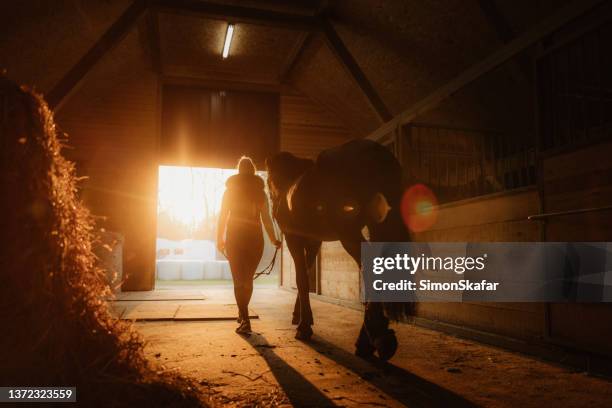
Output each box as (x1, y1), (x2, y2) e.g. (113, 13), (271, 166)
(155, 165), (279, 289)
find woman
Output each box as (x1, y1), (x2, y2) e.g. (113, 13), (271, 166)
(217, 156), (281, 334)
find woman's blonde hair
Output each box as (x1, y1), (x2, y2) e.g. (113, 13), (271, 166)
(237, 156), (256, 175)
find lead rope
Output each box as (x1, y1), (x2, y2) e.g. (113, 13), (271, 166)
(253, 196), (281, 281)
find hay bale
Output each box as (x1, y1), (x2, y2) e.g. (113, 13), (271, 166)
(0, 76), (208, 407)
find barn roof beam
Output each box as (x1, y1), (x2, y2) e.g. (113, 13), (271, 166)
(279, 32), (311, 83)
(321, 18), (392, 122)
(477, 0), (533, 85)
(150, 0), (321, 31)
(47, 0), (147, 110)
(366, 0), (606, 142)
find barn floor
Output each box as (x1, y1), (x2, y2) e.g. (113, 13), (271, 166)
(133, 287), (612, 407)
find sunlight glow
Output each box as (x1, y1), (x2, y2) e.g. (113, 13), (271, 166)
(157, 166), (236, 232)
(157, 165), (269, 238)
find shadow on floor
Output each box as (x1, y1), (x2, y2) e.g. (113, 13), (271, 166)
(303, 335), (477, 408)
(241, 332), (338, 407)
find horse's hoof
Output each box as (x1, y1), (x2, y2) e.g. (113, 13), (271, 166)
(295, 326), (313, 341)
(291, 315), (299, 325)
(355, 337), (376, 359)
(373, 329), (398, 361)
(355, 346), (375, 359)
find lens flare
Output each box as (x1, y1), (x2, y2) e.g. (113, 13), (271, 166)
(401, 184), (439, 233)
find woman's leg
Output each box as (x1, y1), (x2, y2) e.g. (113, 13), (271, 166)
(227, 246), (247, 323)
(237, 236), (263, 332)
(228, 249), (253, 332)
(243, 235), (263, 307)
(227, 229), (263, 333)
(233, 278), (245, 323)
(238, 279), (253, 324)
(235, 256), (255, 328)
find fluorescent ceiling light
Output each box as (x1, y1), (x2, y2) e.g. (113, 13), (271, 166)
(222, 23), (234, 59)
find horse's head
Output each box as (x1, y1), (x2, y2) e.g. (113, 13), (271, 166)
(265, 152), (314, 209)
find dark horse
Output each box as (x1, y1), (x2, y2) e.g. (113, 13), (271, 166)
(266, 139), (413, 361)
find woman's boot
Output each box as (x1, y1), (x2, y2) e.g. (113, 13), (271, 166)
(236, 302), (251, 334)
(235, 318), (251, 334)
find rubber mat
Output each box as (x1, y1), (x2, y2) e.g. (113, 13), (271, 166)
(113, 290), (206, 301)
(174, 304), (258, 321)
(110, 301), (257, 321)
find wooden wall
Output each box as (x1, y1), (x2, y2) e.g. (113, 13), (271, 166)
(319, 242), (360, 301)
(55, 31), (159, 291)
(280, 93), (353, 159)
(412, 189), (546, 340)
(542, 141), (612, 356)
(160, 86), (279, 169)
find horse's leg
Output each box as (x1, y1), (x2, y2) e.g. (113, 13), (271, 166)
(339, 238), (374, 357)
(340, 237), (398, 361)
(286, 235), (313, 340)
(292, 294), (300, 325)
(305, 240), (321, 286)
(292, 241), (319, 325)
(363, 302), (397, 361)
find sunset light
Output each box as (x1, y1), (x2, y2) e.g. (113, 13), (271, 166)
(157, 165), (234, 231)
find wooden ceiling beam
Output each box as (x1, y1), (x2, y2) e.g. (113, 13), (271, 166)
(321, 18), (392, 123)
(279, 32), (311, 83)
(477, 0), (533, 84)
(478, 0), (515, 43)
(151, 0), (321, 31)
(366, 0), (606, 142)
(161, 75), (280, 93)
(47, 0), (147, 110)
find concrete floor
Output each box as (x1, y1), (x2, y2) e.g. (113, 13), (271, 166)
(134, 286), (612, 407)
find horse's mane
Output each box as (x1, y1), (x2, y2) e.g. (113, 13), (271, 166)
(265, 152), (314, 193)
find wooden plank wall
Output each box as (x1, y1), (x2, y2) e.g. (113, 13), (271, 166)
(55, 31), (159, 291)
(280, 93), (353, 159)
(542, 141), (612, 356)
(319, 242), (360, 301)
(412, 189), (546, 339)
